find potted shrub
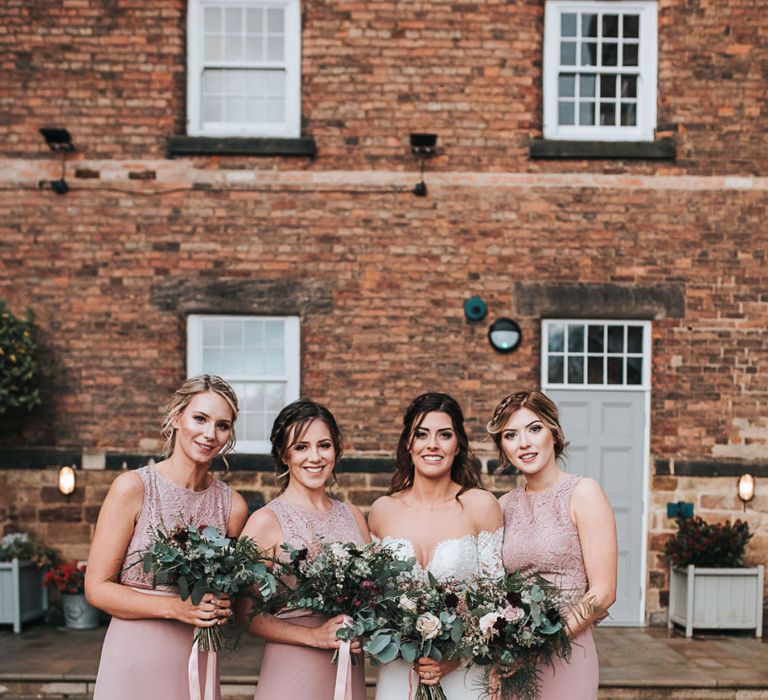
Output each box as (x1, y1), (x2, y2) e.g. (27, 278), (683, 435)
(665, 516), (764, 638)
(0, 532), (58, 633)
(44, 561), (100, 630)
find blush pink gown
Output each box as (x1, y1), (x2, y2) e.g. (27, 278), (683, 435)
(501, 474), (599, 700)
(253, 498), (367, 700)
(93, 466), (232, 700)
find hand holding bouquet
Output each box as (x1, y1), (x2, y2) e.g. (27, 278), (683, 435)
(141, 523), (278, 652)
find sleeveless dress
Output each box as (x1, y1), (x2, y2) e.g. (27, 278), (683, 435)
(501, 475), (599, 700)
(93, 465), (233, 700)
(375, 529), (504, 700)
(253, 498), (368, 700)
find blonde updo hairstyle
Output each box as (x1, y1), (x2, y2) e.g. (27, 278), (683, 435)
(160, 375), (239, 461)
(486, 390), (567, 471)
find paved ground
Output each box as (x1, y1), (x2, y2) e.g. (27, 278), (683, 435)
(1, 622), (767, 698)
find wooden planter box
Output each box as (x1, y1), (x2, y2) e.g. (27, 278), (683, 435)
(0, 560), (49, 633)
(668, 564), (764, 638)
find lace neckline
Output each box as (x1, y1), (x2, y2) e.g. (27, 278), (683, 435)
(273, 496), (337, 516)
(523, 473), (575, 497)
(379, 529), (501, 572)
(149, 465), (215, 494)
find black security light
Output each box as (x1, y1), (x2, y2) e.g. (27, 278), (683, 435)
(410, 133), (438, 197)
(39, 127), (75, 195)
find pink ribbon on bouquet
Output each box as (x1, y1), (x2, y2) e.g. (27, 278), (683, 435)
(188, 639), (217, 700)
(333, 615), (354, 700)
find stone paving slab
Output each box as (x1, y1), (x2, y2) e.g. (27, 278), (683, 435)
(0, 623), (767, 697)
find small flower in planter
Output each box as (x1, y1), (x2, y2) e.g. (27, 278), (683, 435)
(0, 532), (60, 569)
(43, 561), (87, 594)
(664, 516), (753, 568)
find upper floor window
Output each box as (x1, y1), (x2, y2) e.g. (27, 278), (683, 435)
(543, 1), (658, 141)
(187, 315), (300, 453)
(187, 0), (301, 138)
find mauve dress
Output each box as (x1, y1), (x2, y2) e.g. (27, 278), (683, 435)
(501, 475), (599, 700)
(93, 466), (232, 700)
(253, 498), (367, 700)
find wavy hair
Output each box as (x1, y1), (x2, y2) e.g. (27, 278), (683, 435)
(388, 392), (482, 498)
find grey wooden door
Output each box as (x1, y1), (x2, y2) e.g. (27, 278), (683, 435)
(549, 389), (646, 625)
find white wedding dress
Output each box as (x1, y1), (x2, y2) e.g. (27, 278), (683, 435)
(374, 529), (504, 700)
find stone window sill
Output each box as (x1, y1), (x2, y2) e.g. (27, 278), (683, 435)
(167, 136), (317, 158)
(530, 138), (675, 160)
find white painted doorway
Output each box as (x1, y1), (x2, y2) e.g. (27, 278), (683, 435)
(542, 320), (651, 625)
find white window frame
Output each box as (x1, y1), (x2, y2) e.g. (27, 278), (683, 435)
(543, 1), (658, 141)
(541, 319), (652, 391)
(187, 314), (300, 453)
(187, 0), (301, 138)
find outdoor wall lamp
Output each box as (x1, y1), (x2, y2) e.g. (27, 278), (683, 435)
(463, 296), (488, 322)
(58, 465), (76, 497)
(410, 133), (437, 197)
(738, 473), (755, 511)
(488, 317), (522, 353)
(39, 127), (75, 195)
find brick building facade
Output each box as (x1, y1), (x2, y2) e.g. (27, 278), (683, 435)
(1, 0), (766, 626)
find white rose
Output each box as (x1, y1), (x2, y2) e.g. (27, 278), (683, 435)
(399, 595), (418, 613)
(503, 605), (524, 622)
(478, 612), (501, 638)
(415, 612), (442, 640)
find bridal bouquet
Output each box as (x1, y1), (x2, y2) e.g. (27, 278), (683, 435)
(457, 571), (571, 700)
(363, 574), (465, 700)
(141, 523), (278, 652)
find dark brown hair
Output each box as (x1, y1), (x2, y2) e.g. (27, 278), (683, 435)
(388, 392), (482, 497)
(486, 390), (568, 470)
(270, 399), (344, 492)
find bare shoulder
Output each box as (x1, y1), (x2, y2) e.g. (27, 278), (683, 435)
(227, 490), (249, 536)
(573, 477), (608, 503)
(460, 488), (501, 512)
(367, 494), (398, 535)
(107, 470), (144, 502)
(572, 477), (613, 521)
(241, 505), (281, 548)
(346, 503), (371, 542)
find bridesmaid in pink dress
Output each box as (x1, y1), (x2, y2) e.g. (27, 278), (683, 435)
(487, 391), (617, 700)
(240, 399), (370, 700)
(87, 376), (248, 700)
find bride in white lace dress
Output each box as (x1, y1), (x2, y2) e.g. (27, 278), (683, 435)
(368, 393), (503, 699)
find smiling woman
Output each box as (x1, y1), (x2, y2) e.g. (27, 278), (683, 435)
(86, 375), (249, 700)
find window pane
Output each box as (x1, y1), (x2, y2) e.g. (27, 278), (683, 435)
(561, 42), (577, 65)
(602, 42), (618, 66)
(568, 356), (584, 384)
(561, 13), (577, 37)
(602, 15), (619, 38)
(580, 74), (596, 97)
(267, 8), (284, 33)
(224, 34), (241, 61)
(559, 74), (576, 97)
(265, 382), (284, 411)
(221, 320), (243, 347)
(244, 36), (264, 61)
(226, 96), (246, 122)
(246, 7), (263, 33)
(600, 74), (616, 97)
(245, 320), (264, 347)
(600, 102), (615, 125)
(621, 102), (636, 126)
(558, 101), (575, 125)
(587, 324), (604, 352)
(203, 320), (220, 346)
(264, 320), (284, 346)
(623, 43), (639, 67)
(581, 42), (597, 66)
(607, 325), (624, 353)
(204, 7), (221, 32)
(582, 14), (598, 38)
(568, 324), (584, 352)
(205, 35), (222, 61)
(548, 324), (565, 352)
(548, 355), (564, 384)
(621, 76), (637, 98)
(266, 36), (284, 62)
(627, 326), (643, 353)
(627, 356), (643, 384)
(579, 101), (595, 125)
(245, 352), (265, 375)
(607, 357), (624, 384)
(588, 356), (603, 384)
(623, 14), (640, 39)
(264, 349), (285, 375)
(225, 7), (241, 32)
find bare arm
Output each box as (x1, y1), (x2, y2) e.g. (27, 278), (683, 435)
(348, 503), (372, 544)
(565, 478), (617, 638)
(227, 490), (249, 537)
(84, 472), (227, 627)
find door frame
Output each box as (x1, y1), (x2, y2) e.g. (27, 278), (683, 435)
(540, 319), (651, 625)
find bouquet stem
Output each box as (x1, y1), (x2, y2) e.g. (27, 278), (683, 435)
(415, 680), (447, 700)
(195, 625), (224, 653)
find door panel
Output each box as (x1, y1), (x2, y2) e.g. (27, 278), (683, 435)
(550, 390), (645, 624)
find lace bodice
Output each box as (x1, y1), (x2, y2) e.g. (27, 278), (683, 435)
(501, 474), (587, 595)
(120, 465), (232, 590)
(266, 498), (365, 556)
(379, 529), (504, 583)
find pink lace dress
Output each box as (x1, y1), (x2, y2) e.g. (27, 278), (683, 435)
(94, 466), (232, 700)
(253, 498), (367, 700)
(501, 475), (599, 700)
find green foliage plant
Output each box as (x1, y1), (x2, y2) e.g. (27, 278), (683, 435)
(0, 301), (41, 415)
(664, 516), (753, 568)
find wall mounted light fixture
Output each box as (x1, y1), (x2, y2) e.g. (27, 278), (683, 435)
(738, 473), (755, 511)
(463, 296), (488, 322)
(58, 465), (76, 497)
(410, 133), (437, 197)
(488, 317), (522, 353)
(39, 127), (75, 195)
